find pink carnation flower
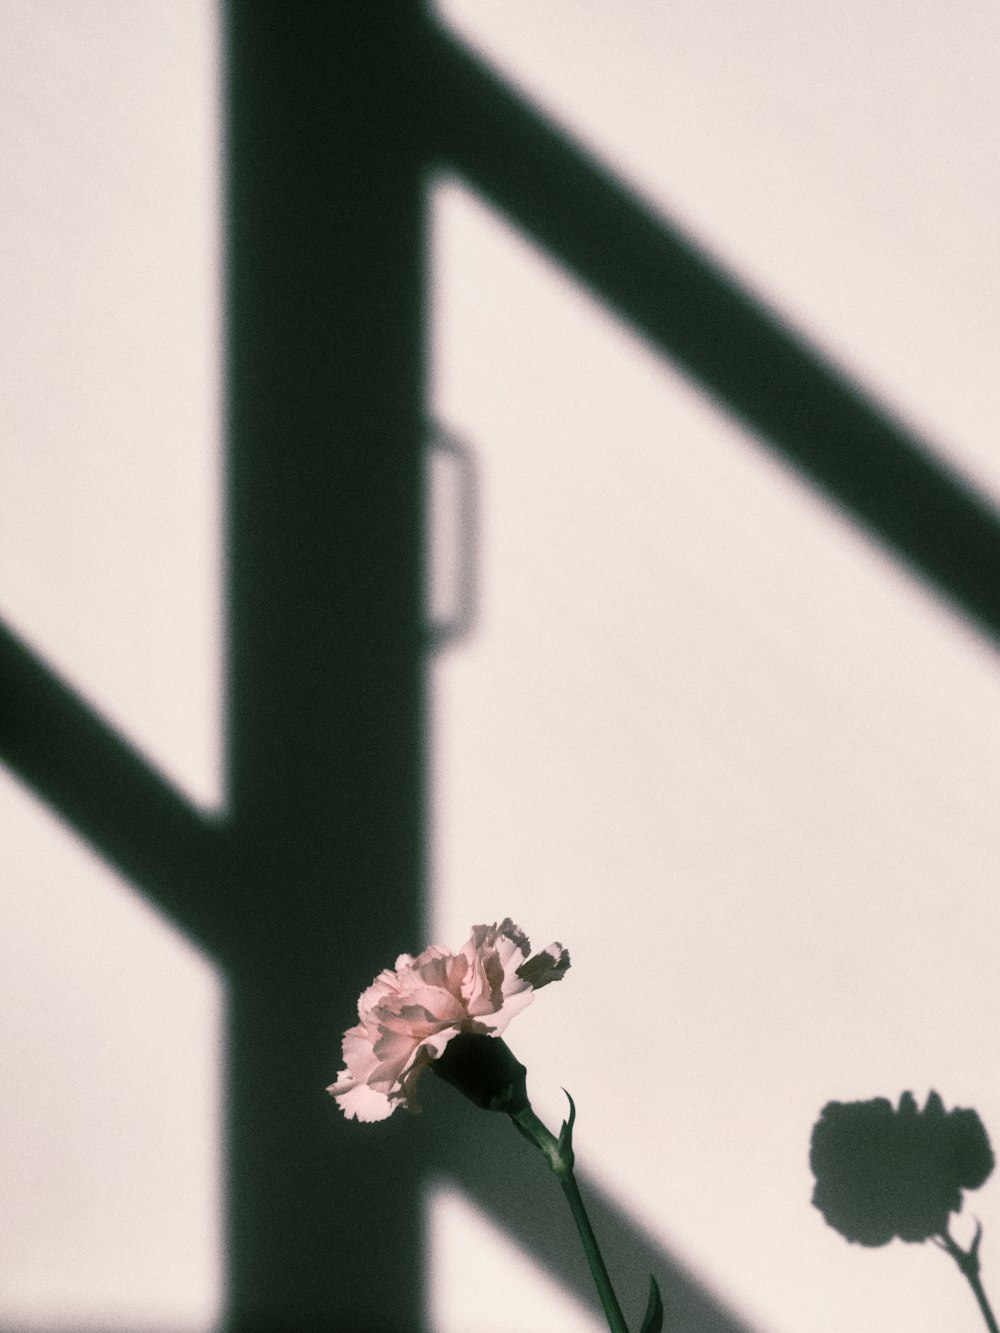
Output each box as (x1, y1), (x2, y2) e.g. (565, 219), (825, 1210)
(328, 918), (570, 1122)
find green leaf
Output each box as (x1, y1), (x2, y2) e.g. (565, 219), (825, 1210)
(639, 1275), (664, 1333)
(558, 1088), (577, 1167)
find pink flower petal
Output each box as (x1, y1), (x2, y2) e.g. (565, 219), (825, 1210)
(327, 919), (570, 1119)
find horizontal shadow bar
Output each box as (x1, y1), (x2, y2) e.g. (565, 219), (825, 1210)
(421, 23), (1000, 651)
(0, 619), (227, 954)
(422, 1076), (760, 1333)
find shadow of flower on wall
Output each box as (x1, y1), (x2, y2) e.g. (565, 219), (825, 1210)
(811, 1091), (997, 1331)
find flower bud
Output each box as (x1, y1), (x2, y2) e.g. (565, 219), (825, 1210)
(430, 1033), (530, 1115)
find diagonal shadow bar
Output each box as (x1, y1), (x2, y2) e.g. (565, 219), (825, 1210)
(0, 619), (227, 956)
(420, 23), (1000, 650)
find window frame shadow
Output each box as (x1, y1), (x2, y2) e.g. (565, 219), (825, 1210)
(3, 5), (1000, 1331)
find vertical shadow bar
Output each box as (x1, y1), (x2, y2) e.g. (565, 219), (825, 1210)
(223, 6), (429, 1329)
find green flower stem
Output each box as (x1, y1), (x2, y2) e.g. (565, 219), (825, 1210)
(938, 1226), (999, 1333)
(559, 1165), (632, 1333)
(512, 1104), (631, 1333)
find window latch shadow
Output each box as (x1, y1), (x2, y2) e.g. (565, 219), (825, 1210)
(426, 424), (479, 652)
